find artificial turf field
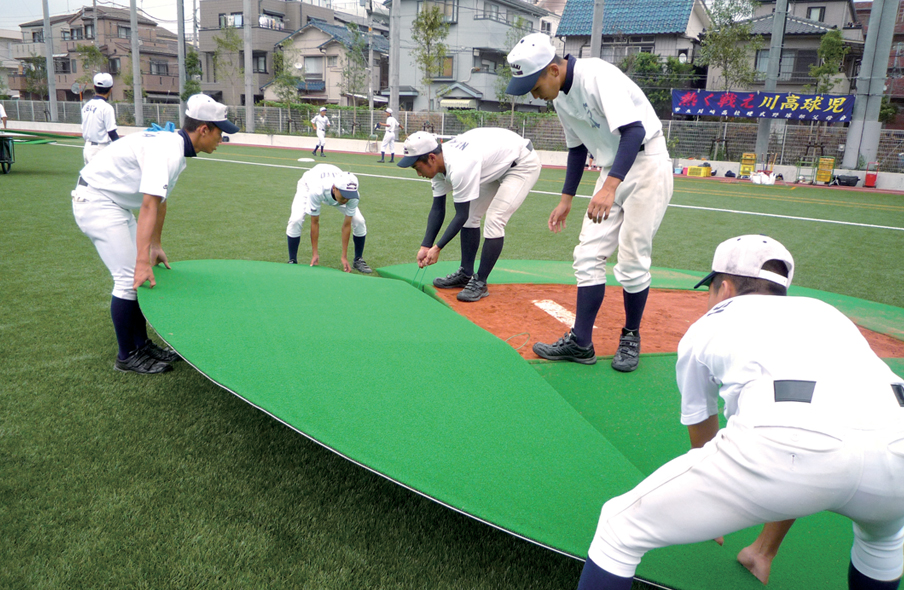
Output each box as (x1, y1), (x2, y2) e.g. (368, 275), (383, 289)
(2, 137), (903, 589)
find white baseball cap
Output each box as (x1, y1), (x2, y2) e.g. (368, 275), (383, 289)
(185, 93), (240, 134)
(385, 108), (393, 114)
(319, 106), (327, 112)
(506, 33), (557, 96)
(93, 72), (113, 88)
(694, 235), (795, 289)
(334, 172), (360, 201)
(397, 131), (439, 168)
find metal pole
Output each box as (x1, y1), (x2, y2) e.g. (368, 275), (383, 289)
(93, 0), (99, 49)
(177, 0), (186, 126)
(41, 0), (58, 122)
(589, 0), (603, 59)
(243, 0), (255, 132)
(755, 0), (788, 159)
(389, 0), (400, 113)
(368, 6), (374, 133)
(130, 0), (143, 126)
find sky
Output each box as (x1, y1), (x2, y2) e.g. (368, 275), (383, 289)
(1, 0), (185, 34)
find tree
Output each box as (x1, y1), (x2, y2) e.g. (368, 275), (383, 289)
(339, 23), (369, 106)
(213, 25), (244, 107)
(495, 16), (532, 126)
(270, 39), (303, 106)
(697, 0), (763, 91)
(879, 95), (898, 125)
(410, 4), (450, 111)
(805, 29), (849, 95)
(74, 44), (109, 94)
(621, 53), (697, 118)
(181, 48), (203, 101)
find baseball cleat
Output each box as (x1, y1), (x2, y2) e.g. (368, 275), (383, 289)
(533, 331), (597, 365)
(611, 329), (641, 372)
(433, 267), (472, 289)
(288, 259), (297, 264)
(353, 258), (374, 274)
(115, 347), (173, 374)
(457, 275), (488, 302)
(142, 340), (181, 363)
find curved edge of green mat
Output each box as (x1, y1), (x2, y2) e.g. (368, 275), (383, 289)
(379, 260), (904, 348)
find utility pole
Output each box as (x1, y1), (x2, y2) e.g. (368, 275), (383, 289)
(367, 0), (374, 132)
(755, 0), (788, 158)
(177, 0), (187, 125)
(389, 0), (399, 113)
(130, 0), (143, 126)
(92, 0), (99, 49)
(42, 0), (58, 121)
(243, 0), (255, 132)
(589, 0), (603, 58)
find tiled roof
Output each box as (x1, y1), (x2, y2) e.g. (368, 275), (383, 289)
(307, 19), (390, 54)
(557, 0), (695, 36)
(748, 14), (835, 35)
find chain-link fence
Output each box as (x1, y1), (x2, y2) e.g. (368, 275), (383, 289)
(7, 99), (904, 172)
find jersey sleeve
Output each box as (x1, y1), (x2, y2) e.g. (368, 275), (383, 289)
(103, 104), (118, 133)
(431, 175), (452, 198)
(343, 199), (358, 217)
(676, 325), (721, 426)
(137, 135), (180, 199)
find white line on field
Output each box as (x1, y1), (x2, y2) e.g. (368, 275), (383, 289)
(532, 299), (596, 329)
(151, 153), (904, 232)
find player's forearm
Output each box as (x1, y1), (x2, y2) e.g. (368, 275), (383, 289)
(310, 219), (320, 256)
(136, 195), (162, 264)
(341, 220), (351, 259)
(151, 199), (167, 246)
(421, 195), (447, 247)
(687, 415), (720, 448)
(436, 201), (470, 249)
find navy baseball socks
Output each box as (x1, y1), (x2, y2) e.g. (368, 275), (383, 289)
(849, 562), (901, 590)
(612, 287), (649, 372)
(111, 296), (173, 374)
(377, 152), (394, 163)
(433, 227), (480, 289)
(533, 284), (603, 364)
(576, 559), (633, 590)
(456, 236), (504, 302)
(287, 235), (301, 264)
(352, 235), (373, 273)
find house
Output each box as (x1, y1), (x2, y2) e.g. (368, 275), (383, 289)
(197, 0), (337, 106)
(705, 0), (865, 94)
(263, 18), (390, 107)
(387, 0), (553, 112)
(555, 0), (709, 65)
(855, 0), (904, 128)
(0, 29), (20, 98)
(9, 6), (181, 103)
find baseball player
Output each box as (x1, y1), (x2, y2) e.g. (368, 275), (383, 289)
(286, 164), (373, 274)
(310, 106), (330, 157)
(0, 102), (7, 129)
(576, 235), (904, 590)
(72, 93), (239, 374)
(80, 72), (119, 164)
(506, 33), (674, 371)
(396, 128), (541, 302)
(376, 107), (399, 163)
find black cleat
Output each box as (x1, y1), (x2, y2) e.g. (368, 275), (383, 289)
(456, 275), (488, 302)
(533, 331), (597, 365)
(611, 329), (641, 372)
(433, 267), (472, 289)
(353, 258), (374, 274)
(141, 340), (181, 363)
(115, 347), (173, 374)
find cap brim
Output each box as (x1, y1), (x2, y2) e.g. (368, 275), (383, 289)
(506, 71), (542, 96)
(397, 155), (420, 168)
(337, 189), (359, 201)
(213, 120), (240, 134)
(693, 271), (717, 289)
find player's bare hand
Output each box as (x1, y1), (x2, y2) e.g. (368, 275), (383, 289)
(587, 189), (616, 223)
(423, 246), (441, 267)
(416, 246), (431, 268)
(548, 202), (572, 233)
(341, 257), (351, 273)
(714, 536), (724, 546)
(133, 262), (156, 289)
(310, 254), (319, 267)
(149, 245), (170, 269)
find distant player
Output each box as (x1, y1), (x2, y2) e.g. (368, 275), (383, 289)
(396, 128), (540, 302)
(311, 106), (330, 157)
(377, 107), (399, 163)
(286, 164), (373, 274)
(72, 94), (239, 374)
(80, 72), (119, 164)
(0, 102), (7, 129)
(576, 235), (904, 590)
(506, 33), (674, 371)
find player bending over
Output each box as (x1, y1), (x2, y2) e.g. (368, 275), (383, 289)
(576, 235), (904, 590)
(396, 128), (541, 302)
(286, 164), (373, 274)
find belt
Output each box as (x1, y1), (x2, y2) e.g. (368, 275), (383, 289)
(87, 141), (109, 146)
(511, 141), (535, 167)
(776, 380), (904, 407)
(638, 143), (645, 153)
(78, 176), (88, 187)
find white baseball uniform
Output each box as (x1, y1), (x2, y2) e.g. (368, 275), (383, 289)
(286, 164), (366, 239)
(81, 96), (118, 164)
(311, 113), (330, 148)
(72, 130), (189, 301)
(430, 127), (540, 239)
(554, 56), (673, 292)
(588, 295), (904, 581)
(0, 103), (8, 127)
(381, 115), (399, 153)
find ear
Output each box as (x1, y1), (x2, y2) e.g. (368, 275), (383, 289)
(718, 278), (737, 300)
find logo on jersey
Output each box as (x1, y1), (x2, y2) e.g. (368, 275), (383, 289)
(706, 299), (733, 316)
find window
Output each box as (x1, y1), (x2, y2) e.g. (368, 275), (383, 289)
(417, 0), (458, 23)
(71, 59), (77, 73)
(438, 56), (454, 79)
(218, 13), (243, 28)
(327, 56), (338, 68)
(70, 27), (84, 40)
(541, 20), (551, 35)
(54, 58), (72, 74)
(150, 61), (169, 76)
(484, 3), (499, 18)
(109, 58), (121, 74)
(63, 30), (71, 41)
(807, 6), (826, 21)
(258, 12), (285, 30)
(305, 56), (323, 79)
(755, 49), (819, 82)
(252, 53), (267, 73)
(118, 25), (131, 39)
(32, 31), (44, 43)
(85, 24), (94, 39)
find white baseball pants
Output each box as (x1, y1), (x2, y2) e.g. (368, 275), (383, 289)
(83, 142), (110, 165)
(573, 134), (673, 292)
(381, 131), (395, 154)
(286, 194), (367, 239)
(464, 145), (541, 239)
(315, 131), (326, 148)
